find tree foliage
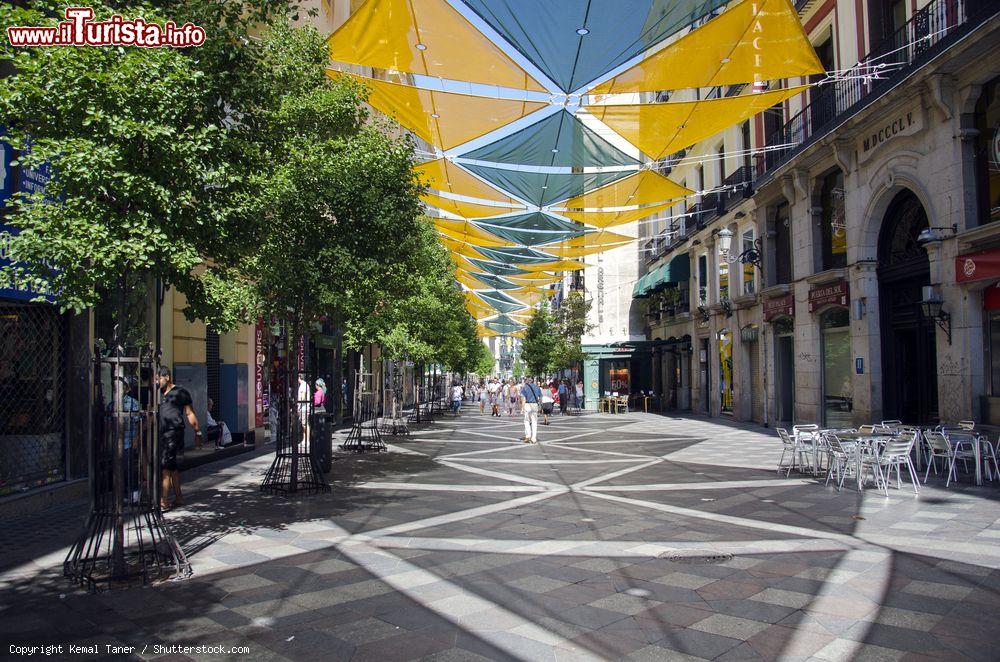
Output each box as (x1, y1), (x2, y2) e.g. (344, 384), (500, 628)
(520, 304), (558, 377)
(551, 290), (594, 370)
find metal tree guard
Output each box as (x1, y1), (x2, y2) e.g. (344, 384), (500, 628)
(260, 331), (329, 495)
(64, 343), (191, 591)
(341, 359), (387, 452)
(380, 360), (409, 436)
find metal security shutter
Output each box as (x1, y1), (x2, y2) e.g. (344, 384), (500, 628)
(748, 340), (762, 421)
(0, 303), (66, 495)
(206, 328), (220, 415)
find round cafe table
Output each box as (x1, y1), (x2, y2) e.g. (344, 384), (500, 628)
(827, 432), (895, 491)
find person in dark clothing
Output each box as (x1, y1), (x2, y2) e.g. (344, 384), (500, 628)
(157, 366), (201, 511)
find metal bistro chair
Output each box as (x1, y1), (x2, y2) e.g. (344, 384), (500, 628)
(874, 431), (920, 495)
(777, 428), (807, 476)
(793, 424), (821, 474)
(824, 433), (858, 491)
(614, 395), (629, 414)
(923, 430), (965, 487)
(954, 421), (999, 480)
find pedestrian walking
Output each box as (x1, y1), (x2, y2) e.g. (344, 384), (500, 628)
(520, 377), (542, 443)
(451, 381), (463, 416)
(540, 381), (555, 425)
(508, 378), (519, 416)
(558, 380), (568, 415)
(157, 366), (201, 511)
(575, 379), (585, 411)
(488, 379), (501, 416)
(478, 380), (488, 415)
(314, 378), (326, 411)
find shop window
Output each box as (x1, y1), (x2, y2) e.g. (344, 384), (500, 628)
(698, 254), (708, 306)
(742, 228), (756, 295)
(719, 260), (729, 302)
(975, 77), (1000, 226)
(988, 307), (1000, 396)
(819, 170), (847, 270)
(718, 329), (734, 415)
(821, 307), (852, 427)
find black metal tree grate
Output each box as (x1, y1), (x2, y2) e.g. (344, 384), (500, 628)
(64, 344), (191, 591)
(341, 368), (387, 452)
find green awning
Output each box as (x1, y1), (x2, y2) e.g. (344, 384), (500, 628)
(634, 253), (690, 298)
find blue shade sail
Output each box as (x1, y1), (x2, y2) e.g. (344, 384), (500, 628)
(484, 314), (526, 333)
(462, 163), (632, 206)
(475, 246), (556, 265)
(462, 110), (637, 168)
(474, 211), (585, 246)
(461, 0), (729, 93)
(470, 272), (521, 289)
(467, 258), (530, 276)
(478, 290), (526, 313)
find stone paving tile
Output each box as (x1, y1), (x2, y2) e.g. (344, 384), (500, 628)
(1, 409), (998, 661)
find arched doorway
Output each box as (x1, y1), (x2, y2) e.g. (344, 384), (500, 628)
(877, 190), (938, 423)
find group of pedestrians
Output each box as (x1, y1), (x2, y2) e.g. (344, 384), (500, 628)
(463, 376), (587, 444)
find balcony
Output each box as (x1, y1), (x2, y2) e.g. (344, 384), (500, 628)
(756, 0), (997, 180)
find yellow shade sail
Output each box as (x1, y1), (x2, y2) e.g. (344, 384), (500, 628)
(519, 259), (587, 272)
(434, 219), (514, 247)
(591, 0), (824, 94)
(415, 158), (519, 204)
(538, 230), (635, 258)
(454, 270), (498, 290)
(586, 85), (808, 158)
(563, 170), (690, 210)
(343, 74), (548, 151)
(465, 292), (498, 319)
(328, 0), (545, 92)
(505, 272), (563, 286)
(438, 235), (488, 259)
(558, 201), (675, 228)
(422, 191), (525, 218)
(476, 324), (501, 337)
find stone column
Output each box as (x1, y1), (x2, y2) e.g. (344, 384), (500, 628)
(849, 260), (882, 425)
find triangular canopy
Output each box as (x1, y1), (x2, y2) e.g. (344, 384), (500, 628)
(462, 0), (729, 92)
(592, 0), (824, 94)
(465, 271), (522, 290)
(537, 230), (635, 257)
(483, 314), (527, 334)
(586, 85), (807, 158)
(422, 191), (525, 218)
(461, 109), (637, 168)
(563, 170), (691, 209)
(477, 289), (527, 313)
(345, 74), (547, 150)
(462, 163), (633, 206)
(473, 211), (586, 246)
(327, 0), (545, 91)
(434, 218), (514, 247)
(475, 246), (557, 265)
(467, 257), (531, 276)
(559, 201), (675, 228)
(416, 158), (520, 204)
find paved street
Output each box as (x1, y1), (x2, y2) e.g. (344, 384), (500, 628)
(2, 407), (1000, 661)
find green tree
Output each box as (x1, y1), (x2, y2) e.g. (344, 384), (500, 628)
(552, 291), (594, 370)
(520, 304), (558, 377)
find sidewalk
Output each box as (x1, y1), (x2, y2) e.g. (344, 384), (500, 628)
(2, 408), (998, 661)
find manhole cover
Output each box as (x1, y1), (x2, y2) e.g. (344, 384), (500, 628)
(659, 552), (734, 565)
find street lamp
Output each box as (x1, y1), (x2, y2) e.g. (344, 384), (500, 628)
(920, 286), (952, 344)
(718, 227), (763, 269)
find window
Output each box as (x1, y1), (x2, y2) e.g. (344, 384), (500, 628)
(742, 228), (756, 295)
(773, 201), (792, 285)
(719, 260), (729, 302)
(695, 165), (704, 202)
(698, 254), (708, 306)
(820, 170), (847, 270)
(741, 121), (752, 173)
(717, 144), (726, 186)
(975, 77), (1000, 226)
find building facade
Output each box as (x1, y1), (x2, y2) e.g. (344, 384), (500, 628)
(634, 0), (999, 426)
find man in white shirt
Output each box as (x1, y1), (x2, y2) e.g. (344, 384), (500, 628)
(450, 382), (464, 416)
(520, 377), (542, 443)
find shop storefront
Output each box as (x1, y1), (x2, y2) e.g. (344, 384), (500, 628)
(808, 282), (852, 427)
(717, 329), (733, 415)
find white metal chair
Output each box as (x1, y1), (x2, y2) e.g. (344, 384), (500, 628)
(924, 431), (962, 487)
(858, 424), (876, 434)
(792, 424), (821, 474)
(823, 433), (858, 491)
(777, 428), (807, 476)
(875, 431), (920, 495)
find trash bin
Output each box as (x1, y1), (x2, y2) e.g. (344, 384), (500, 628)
(311, 413), (333, 474)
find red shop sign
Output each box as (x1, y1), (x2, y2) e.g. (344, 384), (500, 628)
(808, 281), (849, 312)
(763, 294), (795, 321)
(956, 248), (1000, 284)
